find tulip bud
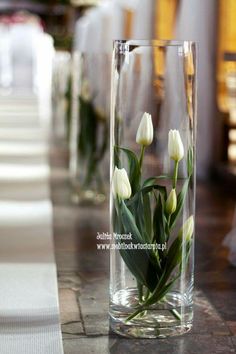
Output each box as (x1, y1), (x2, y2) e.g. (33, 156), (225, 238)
(165, 188), (177, 215)
(112, 167), (132, 200)
(81, 79), (91, 102)
(168, 130), (184, 162)
(136, 112), (154, 146)
(179, 215), (194, 241)
(95, 106), (106, 121)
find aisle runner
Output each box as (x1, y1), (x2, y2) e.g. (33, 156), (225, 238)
(0, 95), (64, 354)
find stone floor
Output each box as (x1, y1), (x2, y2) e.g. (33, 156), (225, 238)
(51, 146), (236, 354)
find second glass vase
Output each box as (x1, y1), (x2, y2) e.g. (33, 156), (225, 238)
(69, 52), (111, 205)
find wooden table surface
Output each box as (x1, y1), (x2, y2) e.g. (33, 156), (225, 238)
(51, 144), (236, 354)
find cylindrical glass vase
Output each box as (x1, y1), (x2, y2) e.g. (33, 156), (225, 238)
(110, 40), (197, 338)
(69, 51), (111, 205)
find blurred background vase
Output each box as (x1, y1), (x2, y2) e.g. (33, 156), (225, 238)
(110, 40), (197, 338)
(52, 50), (72, 142)
(69, 51), (111, 205)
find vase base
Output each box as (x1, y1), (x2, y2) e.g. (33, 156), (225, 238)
(110, 316), (192, 339)
(110, 289), (193, 338)
(71, 189), (106, 206)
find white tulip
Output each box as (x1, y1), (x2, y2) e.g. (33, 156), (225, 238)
(168, 130), (184, 162)
(112, 167), (132, 200)
(165, 188), (177, 215)
(136, 112), (153, 146)
(179, 215), (194, 241)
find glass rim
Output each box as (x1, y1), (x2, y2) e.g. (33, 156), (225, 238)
(113, 39), (196, 48)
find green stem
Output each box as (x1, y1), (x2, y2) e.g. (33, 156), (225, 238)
(166, 215), (171, 243)
(126, 297), (182, 323)
(162, 296), (181, 321)
(173, 161), (179, 189)
(139, 145), (145, 171)
(95, 167), (105, 194)
(145, 288), (150, 301)
(82, 156), (96, 189)
(167, 214), (171, 226)
(170, 308), (181, 321)
(126, 306), (146, 322)
(137, 282), (143, 303)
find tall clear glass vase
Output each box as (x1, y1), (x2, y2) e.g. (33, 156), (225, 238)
(109, 40), (197, 338)
(69, 51), (111, 205)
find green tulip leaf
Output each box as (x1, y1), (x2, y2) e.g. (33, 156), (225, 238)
(126, 184), (167, 215)
(143, 175), (170, 187)
(153, 194), (167, 250)
(143, 193), (152, 242)
(118, 200), (159, 291)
